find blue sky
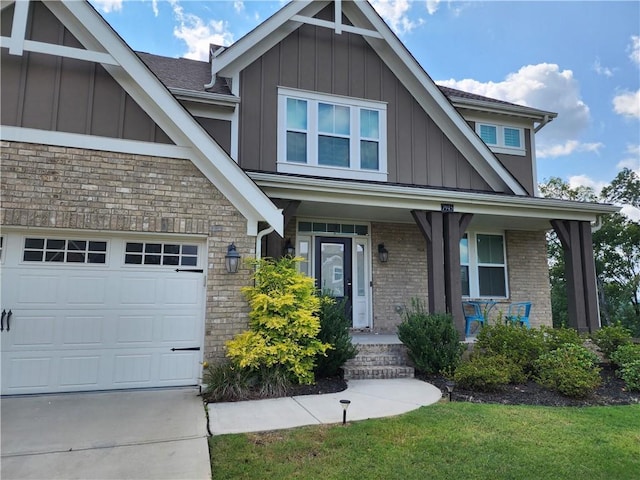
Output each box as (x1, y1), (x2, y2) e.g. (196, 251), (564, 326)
(93, 1), (639, 200)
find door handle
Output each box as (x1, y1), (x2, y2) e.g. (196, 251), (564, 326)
(1, 309), (5, 332)
(6, 310), (12, 331)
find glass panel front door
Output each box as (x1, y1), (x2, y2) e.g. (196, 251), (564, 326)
(315, 237), (352, 319)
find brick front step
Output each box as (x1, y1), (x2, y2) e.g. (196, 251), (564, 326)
(343, 365), (415, 380)
(343, 342), (414, 380)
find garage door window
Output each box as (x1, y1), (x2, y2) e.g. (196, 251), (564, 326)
(23, 238), (107, 264)
(124, 242), (198, 266)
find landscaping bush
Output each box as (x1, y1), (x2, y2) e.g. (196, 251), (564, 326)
(397, 299), (464, 374)
(591, 323), (632, 358)
(475, 322), (545, 377)
(202, 362), (253, 402)
(314, 295), (358, 378)
(619, 360), (640, 392)
(226, 257), (330, 385)
(539, 325), (583, 351)
(454, 355), (521, 392)
(534, 344), (601, 398)
(609, 343), (640, 369)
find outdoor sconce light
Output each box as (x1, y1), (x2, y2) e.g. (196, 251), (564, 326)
(225, 243), (241, 273)
(284, 239), (295, 257)
(340, 399), (351, 425)
(378, 244), (389, 263)
(445, 380), (455, 402)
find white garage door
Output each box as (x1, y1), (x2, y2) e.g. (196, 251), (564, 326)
(0, 232), (206, 395)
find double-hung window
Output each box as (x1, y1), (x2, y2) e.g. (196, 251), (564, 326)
(476, 122), (525, 156)
(460, 232), (508, 298)
(278, 87), (387, 181)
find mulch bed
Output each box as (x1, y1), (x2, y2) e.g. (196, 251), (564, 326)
(293, 365), (639, 407)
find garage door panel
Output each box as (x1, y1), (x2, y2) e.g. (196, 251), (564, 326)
(66, 277), (107, 305)
(113, 354), (153, 384)
(3, 355), (52, 389)
(12, 314), (56, 346)
(161, 315), (198, 342)
(159, 352), (198, 381)
(17, 275), (59, 305)
(116, 315), (155, 344)
(59, 355), (101, 387)
(62, 315), (104, 345)
(163, 278), (201, 305)
(119, 277), (158, 305)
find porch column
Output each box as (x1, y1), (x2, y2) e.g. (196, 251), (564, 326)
(412, 210), (446, 313)
(264, 199), (300, 259)
(551, 219), (599, 333)
(444, 213), (473, 337)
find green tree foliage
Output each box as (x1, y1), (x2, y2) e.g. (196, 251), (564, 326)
(540, 169), (640, 335)
(314, 295), (358, 378)
(226, 257), (330, 385)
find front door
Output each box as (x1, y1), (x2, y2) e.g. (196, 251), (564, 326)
(315, 237), (352, 320)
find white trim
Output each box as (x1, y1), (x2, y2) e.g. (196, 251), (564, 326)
(8, 0), (28, 55)
(0, 36), (118, 65)
(1, 126), (192, 159)
(184, 103), (234, 121)
(290, 15), (383, 39)
(475, 122), (525, 157)
(230, 72), (240, 161)
(462, 231), (509, 299)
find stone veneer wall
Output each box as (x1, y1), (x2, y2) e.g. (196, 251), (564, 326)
(503, 230), (553, 328)
(371, 222), (429, 332)
(0, 141), (255, 362)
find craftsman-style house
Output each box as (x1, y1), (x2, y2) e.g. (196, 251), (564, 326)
(0, 0), (616, 394)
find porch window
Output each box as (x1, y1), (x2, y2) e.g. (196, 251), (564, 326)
(278, 87), (387, 181)
(460, 233), (507, 298)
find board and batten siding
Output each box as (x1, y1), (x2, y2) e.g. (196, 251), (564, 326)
(1, 2), (171, 145)
(238, 15), (492, 191)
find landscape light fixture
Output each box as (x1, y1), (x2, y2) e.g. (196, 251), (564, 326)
(445, 380), (455, 402)
(378, 244), (389, 263)
(225, 243), (241, 273)
(284, 239), (295, 257)
(340, 399), (351, 425)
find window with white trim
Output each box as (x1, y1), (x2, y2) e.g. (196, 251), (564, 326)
(278, 87), (387, 181)
(23, 238), (107, 264)
(460, 233), (508, 298)
(124, 242), (198, 266)
(476, 123), (525, 156)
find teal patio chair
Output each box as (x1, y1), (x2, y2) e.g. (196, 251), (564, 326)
(505, 302), (532, 328)
(462, 301), (486, 336)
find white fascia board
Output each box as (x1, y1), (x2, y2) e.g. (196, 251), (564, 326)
(448, 97), (557, 121)
(249, 172), (620, 222)
(52, 1), (283, 236)
(0, 126), (192, 159)
(169, 88), (240, 108)
(212, 0), (321, 77)
(345, 2), (526, 196)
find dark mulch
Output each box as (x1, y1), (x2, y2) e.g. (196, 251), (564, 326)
(288, 376), (348, 396)
(419, 364), (640, 407)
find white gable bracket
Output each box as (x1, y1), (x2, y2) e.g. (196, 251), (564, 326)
(8, 0), (28, 55)
(290, 14), (383, 39)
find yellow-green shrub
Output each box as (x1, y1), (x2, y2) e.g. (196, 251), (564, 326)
(226, 256), (330, 385)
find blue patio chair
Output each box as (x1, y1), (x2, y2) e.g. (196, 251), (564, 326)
(505, 302), (532, 328)
(462, 301), (486, 336)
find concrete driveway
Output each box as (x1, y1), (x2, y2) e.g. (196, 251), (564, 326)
(1, 388), (211, 480)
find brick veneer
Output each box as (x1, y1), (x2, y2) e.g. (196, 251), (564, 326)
(0, 141), (254, 362)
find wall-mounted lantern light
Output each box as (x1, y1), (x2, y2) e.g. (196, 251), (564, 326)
(284, 239), (295, 257)
(225, 243), (241, 273)
(378, 243), (389, 263)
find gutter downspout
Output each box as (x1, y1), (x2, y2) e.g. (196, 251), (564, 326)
(204, 46), (226, 89)
(255, 226), (275, 260)
(534, 114), (553, 133)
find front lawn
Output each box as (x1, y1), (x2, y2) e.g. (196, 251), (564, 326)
(209, 402), (640, 480)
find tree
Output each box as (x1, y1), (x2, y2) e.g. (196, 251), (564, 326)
(540, 169), (640, 335)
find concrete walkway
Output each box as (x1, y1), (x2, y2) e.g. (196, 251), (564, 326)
(1, 388), (211, 480)
(208, 378), (442, 435)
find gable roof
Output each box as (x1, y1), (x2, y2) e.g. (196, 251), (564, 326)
(0, 0), (283, 236)
(209, 0), (529, 195)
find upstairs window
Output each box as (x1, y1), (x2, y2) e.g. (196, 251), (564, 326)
(476, 123), (525, 156)
(460, 232), (508, 298)
(278, 88), (387, 181)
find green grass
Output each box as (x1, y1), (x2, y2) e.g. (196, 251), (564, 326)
(209, 402), (640, 480)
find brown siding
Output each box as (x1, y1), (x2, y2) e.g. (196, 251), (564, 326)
(238, 8), (492, 191)
(495, 131), (535, 195)
(195, 117), (231, 155)
(1, 2), (172, 144)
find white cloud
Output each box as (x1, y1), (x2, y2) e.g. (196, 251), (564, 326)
(151, 0), (159, 17)
(629, 35), (640, 66)
(438, 63), (596, 158)
(93, 0), (122, 13)
(568, 175), (607, 196)
(169, 1), (233, 61)
(616, 145), (640, 175)
(620, 205), (640, 222)
(613, 89), (640, 119)
(370, 0), (424, 35)
(592, 58), (613, 77)
(233, 1), (244, 14)
(426, 0), (441, 15)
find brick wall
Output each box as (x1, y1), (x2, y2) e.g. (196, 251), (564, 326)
(1, 140), (255, 362)
(371, 222), (428, 332)
(504, 230), (553, 327)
